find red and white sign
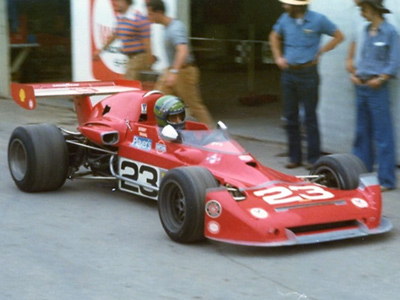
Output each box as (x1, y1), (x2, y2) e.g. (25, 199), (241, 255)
(91, 0), (126, 80)
(72, 0), (175, 82)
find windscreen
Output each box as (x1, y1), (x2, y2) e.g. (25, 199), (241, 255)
(179, 129), (246, 155)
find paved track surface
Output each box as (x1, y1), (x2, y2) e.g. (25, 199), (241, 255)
(1, 97), (399, 300)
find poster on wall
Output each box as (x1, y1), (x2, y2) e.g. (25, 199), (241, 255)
(72, 0), (176, 82)
(91, 0), (127, 80)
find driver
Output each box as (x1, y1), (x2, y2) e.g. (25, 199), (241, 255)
(154, 95), (186, 129)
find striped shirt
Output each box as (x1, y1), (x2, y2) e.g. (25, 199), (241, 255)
(116, 9), (150, 55)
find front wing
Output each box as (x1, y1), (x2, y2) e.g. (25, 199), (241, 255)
(203, 175), (392, 246)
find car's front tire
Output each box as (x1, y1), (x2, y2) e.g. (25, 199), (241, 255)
(8, 124), (69, 192)
(158, 166), (218, 243)
(310, 154), (367, 190)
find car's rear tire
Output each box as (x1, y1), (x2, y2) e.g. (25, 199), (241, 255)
(310, 154), (368, 190)
(158, 166), (218, 243)
(8, 124), (69, 192)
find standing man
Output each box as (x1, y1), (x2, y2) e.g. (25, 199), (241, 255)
(346, 0), (398, 74)
(146, 0), (214, 128)
(269, 0), (344, 169)
(94, 0), (153, 80)
(349, 0), (400, 191)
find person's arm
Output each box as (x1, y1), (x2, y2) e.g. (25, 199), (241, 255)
(142, 36), (156, 65)
(93, 33), (117, 60)
(347, 40), (363, 86)
(171, 44), (189, 71)
(165, 44), (189, 87)
(269, 30), (288, 70)
(141, 15), (157, 66)
(346, 41), (356, 74)
(319, 29), (344, 55)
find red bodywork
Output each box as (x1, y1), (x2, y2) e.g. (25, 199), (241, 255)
(10, 80), (392, 246)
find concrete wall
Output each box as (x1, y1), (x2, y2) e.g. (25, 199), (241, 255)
(0, 0), (10, 98)
(311, 0), (400, 162)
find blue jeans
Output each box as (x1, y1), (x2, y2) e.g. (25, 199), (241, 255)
(353, 83), (396, 188)
(281, 65), (320, 164)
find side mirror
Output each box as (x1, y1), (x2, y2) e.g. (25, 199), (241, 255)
(160, 125), (181, 142)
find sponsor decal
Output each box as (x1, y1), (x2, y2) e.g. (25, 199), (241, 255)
(207, 221), (220, 234)
(19, 89), (25, 102)
(250, 208), (268, 219)
(206, 153), (221, 165)
(351, 198), (369, 208)
(132, 136), (152, 151)
(141, 103), (147, 114)
(75, 87), (98, 93)
(239, 155), (253, 162)
(156, 141), (167, 154)
(206, 200), (222, 218)
(138, 127), (148, 137)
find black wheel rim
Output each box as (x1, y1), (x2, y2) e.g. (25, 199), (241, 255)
(9, 139), (28, 181)
(314, 166), (343, 189)
(163, 181), (186, 229)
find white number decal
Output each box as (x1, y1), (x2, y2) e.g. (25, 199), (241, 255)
(254, 186), (302, 204)
(289, 185), (334, 201)
(119, 159), (166, 199)
(254, 185), (334, 205)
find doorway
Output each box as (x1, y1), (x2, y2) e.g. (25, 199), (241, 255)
(190, 0), (283, 108)
(9, 0), (71, 82)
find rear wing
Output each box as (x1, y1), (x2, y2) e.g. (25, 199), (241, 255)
(10, 80), (142, 110)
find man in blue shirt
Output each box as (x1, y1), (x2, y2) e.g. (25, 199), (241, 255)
(269, 0), (344, 169)
(349, 0), (400, 191)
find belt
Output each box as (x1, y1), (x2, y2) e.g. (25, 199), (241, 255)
(126, 51), (144, 57)
(358, 75), (378, 84)
(288, 61), (317, 70)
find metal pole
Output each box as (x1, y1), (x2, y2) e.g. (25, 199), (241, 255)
(247, 24), (255, 94)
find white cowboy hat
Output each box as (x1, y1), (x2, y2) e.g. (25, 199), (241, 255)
(279, 0), (312, 5)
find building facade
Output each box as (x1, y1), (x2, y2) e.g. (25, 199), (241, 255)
(3, 0), (400, 162)
(0, 0), (10, 98)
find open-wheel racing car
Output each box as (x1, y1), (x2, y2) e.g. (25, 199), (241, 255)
(8, 80), (392, 246)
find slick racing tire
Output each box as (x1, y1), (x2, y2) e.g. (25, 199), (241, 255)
(8, 124), (69, 192)
(158, 166), (218, 243)
(310, 154), (367, 190)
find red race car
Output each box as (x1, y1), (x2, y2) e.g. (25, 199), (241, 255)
(8, 80), (392, 246)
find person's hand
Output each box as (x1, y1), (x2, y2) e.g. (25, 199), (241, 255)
(346, 58), (356, 74)
(275, 56), (289, 70)
(350, 74), (362, 85)
(93, 50), (102, 61)
(165, 73), (178, 88)
(148, 55), (157, 65)
(366, 77), (384, 89)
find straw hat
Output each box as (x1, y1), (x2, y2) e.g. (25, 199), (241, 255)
(279, 0), (311, 5)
